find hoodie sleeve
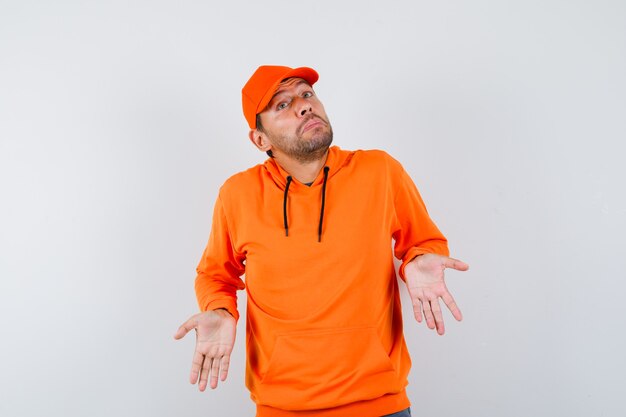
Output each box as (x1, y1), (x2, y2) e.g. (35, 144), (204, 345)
(194, 194), (246, 322)
(391, 161), (449, 282)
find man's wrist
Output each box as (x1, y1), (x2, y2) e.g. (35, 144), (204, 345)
(213, 308), (233, 317)
(410, 254), (424, 263)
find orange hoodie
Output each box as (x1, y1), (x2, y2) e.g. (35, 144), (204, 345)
(195, 146), (449, 417)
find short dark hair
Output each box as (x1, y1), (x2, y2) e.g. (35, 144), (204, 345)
(256, 114), (273, 158)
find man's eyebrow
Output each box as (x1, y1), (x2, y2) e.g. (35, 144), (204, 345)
(270, 79), (310, 102)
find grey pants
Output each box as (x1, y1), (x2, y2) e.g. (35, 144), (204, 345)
(382, 407), (411, 417)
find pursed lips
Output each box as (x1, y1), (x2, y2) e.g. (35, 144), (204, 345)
(300, 116), (325, 134)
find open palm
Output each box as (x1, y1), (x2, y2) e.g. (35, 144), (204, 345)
(174, 309), (236, 390)
(404, 253), (469, 335)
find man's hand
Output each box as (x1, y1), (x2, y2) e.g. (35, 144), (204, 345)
(404, 253), (469, 335)
(174, 309), (236, 391)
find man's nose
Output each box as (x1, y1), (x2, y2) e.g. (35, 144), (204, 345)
(295, 98), (312, 117)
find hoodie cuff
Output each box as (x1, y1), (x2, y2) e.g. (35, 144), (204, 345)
(203, 299), (240, 322)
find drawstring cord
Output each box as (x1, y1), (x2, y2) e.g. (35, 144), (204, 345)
(282, 167), (329, 241)
(283, 176), (292, 236)
(318, 167), (330, 242)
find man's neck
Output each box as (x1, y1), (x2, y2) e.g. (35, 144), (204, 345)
(274, 149), (329, 184)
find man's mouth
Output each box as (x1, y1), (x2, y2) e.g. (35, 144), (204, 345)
(300, 117), (325, 134)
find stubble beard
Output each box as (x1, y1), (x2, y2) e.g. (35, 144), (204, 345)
(270, 119), (334, 163)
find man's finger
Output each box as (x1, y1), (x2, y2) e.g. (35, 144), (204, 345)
(412, 295), (423, 323)
(413, 300), (423, 323)
(190, 350), (204, 384)
(210, 355), (221, 389)
(220, 354), (230, 382)
(199, 356), (212, 392)
(442, 257), (469, 272)
(430, 298), (445, 335)
(422, 299), (436, 330)
(442, 292), (463, 321)
(174, 317), (196, 340)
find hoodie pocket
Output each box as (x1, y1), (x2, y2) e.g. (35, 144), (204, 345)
(256, 326), (403, 410)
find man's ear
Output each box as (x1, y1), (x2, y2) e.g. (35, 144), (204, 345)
(248, 129), (272, 153)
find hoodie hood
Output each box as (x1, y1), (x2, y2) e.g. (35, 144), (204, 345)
(262, 145), (354, 190)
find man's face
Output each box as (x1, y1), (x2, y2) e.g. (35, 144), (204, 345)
(256, 77), (333, 162)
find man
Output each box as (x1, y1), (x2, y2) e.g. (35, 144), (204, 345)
(174, 65), (469, 417)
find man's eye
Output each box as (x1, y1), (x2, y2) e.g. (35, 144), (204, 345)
(277, 102), (288, 110)
(303, 91), (313, 98)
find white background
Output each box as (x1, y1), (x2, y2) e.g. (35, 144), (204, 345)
(1, 1), (625, 416)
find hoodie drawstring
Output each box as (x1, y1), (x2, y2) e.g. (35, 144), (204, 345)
(318, 167), (330, 242)
(283, 176), (292, 236)
(282, 167), (330, 242)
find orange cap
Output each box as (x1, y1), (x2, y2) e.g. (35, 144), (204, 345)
(242, 65), (319, 129)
